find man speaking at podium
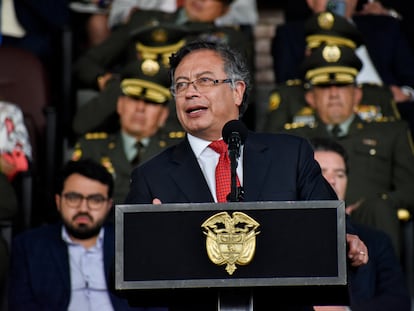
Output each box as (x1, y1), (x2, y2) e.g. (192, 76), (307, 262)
(124, 40), (368, 309)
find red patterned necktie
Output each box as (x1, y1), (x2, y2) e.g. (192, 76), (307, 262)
(209, 140), (240, 203)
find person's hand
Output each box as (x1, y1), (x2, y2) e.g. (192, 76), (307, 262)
(357, 0), (388, 16)
(347, 233), (369, 267)
(97, 72), (113, 91)
(0, 154), (16, 176)
(390, 85), (412, 103)
(345, 199), (362, 215)
(152, 198), (162, 205)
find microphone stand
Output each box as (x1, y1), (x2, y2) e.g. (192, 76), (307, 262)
(220, 134), (252, 311)
(226, 133), (242, 203)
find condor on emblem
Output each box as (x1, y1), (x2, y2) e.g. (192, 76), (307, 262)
(201, 212), (260, 275)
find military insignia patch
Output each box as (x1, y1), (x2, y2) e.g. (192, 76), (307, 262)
(322, 45), (341, 63)
(318, 12), (335, 30)
(201, 211), (260, 275)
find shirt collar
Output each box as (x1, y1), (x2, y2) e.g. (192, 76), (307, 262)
(187, 133), (220, 158)
(326, 114), (355, 135)
(121, 131), (150, 159)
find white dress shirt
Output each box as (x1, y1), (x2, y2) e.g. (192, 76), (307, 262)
(187, 133), (243, 202)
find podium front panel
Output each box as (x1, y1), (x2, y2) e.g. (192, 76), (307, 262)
(115, 200), (346, 292)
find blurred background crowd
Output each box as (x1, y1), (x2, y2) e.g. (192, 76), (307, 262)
(1, 0), (414, 310)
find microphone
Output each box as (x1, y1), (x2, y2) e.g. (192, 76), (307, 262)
(222, 120), (248, 159)
(222, 120), (248, 202)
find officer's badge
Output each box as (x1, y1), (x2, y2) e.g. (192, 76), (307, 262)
(141, 59), (160, 76)
(201, 212), (260, 275)
(268, 92), (281, 111)
(318, 12), (335, 30)
(322, 45), (341, 63)
(100, 157), (115, 176)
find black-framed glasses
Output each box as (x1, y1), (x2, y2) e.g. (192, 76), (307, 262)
(171, 77), (233, 96)
(61, 192), (109, 210)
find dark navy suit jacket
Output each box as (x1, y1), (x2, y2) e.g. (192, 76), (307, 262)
(349, 224), (411, 311)
(125, 132), (338, 204)
(272, 15), (414, 87)
(8, 222), (167, 311)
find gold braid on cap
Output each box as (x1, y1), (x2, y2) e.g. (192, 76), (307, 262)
(306, 66), (358, 85)
(306, 35), (357, 50)
(121, 79), (172, 103)
(136, 39), (186, 67)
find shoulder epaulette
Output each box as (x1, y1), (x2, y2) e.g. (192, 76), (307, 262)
(283, 122), (309, 130)
(373, 116), (395, 122)
(169, 131), (185, 139)
(84, 132), (108, 140)
(286, 79), (303, 86)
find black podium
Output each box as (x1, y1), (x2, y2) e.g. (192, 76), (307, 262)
(114, 200), (348, 310)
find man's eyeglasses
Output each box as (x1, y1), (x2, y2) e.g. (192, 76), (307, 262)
(171, 77), (233, 97)
(61, 192), (109, 210)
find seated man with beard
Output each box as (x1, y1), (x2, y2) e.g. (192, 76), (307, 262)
(8, 159), (167, 311)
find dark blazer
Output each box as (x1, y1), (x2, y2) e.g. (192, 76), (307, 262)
(272, 15), (414, 87)
(8, 222), (167, 311)
(125, 131), (338, 204)
(349, 224), (411, 311)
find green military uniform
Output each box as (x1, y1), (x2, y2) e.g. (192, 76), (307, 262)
(264, 11), (400, 134)
(280, 43), (414, 256)
(263, 80), (400, 133)
(284, 115), (414, 255)
(72, 130), (184, 204)
(72, 56), (185, 204)
(74, 8), (254, 89)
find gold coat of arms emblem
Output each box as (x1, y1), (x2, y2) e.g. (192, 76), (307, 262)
(201, 212), (260, 275)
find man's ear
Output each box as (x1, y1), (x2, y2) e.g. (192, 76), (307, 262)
(305, 89), (315, 108)
(116, 96), (124, 115)
(55, 194), (61, 212)
(353, 86), (363, 110)
(234, 80), (246, 108)
(159, 106), (170, 127)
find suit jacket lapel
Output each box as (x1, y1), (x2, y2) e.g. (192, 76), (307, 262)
(49, 224), (71, 292)
(170, 138), (214, 203)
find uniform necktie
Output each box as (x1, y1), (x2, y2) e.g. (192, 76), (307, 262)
(330, 124), (342, 138)
(131, 141), (144, 166)
(209, 140), (240, 203)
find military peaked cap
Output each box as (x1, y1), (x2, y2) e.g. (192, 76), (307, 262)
(301, 44), (363, 86)
(120, 58), (172, 105)
(305, 11), (364, 50)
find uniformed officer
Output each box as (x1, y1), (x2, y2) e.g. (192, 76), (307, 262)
(73, 0), (253, 91)
(263, 11), (399, 133)
(72, 24), (187, 136)
(283, 43), (414, 257)
(72, 58), (185, 204)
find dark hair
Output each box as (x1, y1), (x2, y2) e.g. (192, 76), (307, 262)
(309, 137), (349, 174)
(169, 40), (251, 117)
(55, 159), (114, 197)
